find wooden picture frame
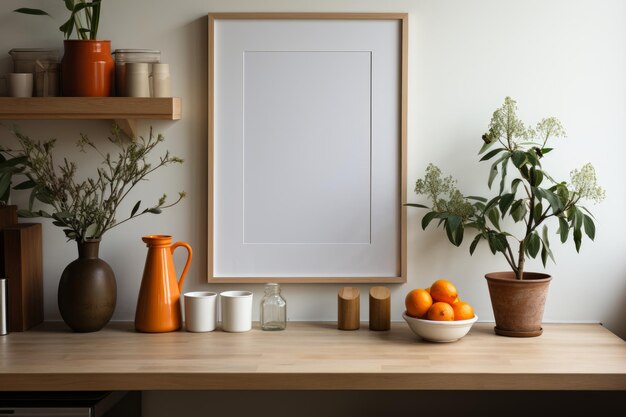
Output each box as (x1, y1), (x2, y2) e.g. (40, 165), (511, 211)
(208, 13), (407, 283)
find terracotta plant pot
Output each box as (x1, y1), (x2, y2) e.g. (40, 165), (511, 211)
(58, 240), (117, 332)
(485, 271), (551, 337)
(61, 40), (114, 97)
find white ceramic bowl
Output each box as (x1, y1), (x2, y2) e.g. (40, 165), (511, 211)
(403, 311), (478, 343)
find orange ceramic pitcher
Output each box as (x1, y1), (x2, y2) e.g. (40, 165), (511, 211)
(134, 235), (192, 332)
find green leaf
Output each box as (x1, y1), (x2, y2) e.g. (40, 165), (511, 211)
(541, 147), (553, 155)
(35, 188), (55, 205)
(558, 217), (569, 243)
(533, 201), (543, 224)
(511, 150), (526, 168)
(405, 203), (429, 209)
(0, 174), (10, 199)
(574, 208), (583, 230)
(526, 232), (541, 258)
(148, 208), (162, 214)
(469, 234), (482, 255)
(582, 214), (596, 241)
(65, 0), (76, 11)
(498, 193), (515, 217)
(530, 168), (544, 187)
(541, 225), (555, 264)
(488, 163), (498, 189)
(499, 156), (509, 195)
(13, 180), (36, 190)
(556, 184), (569, 205)
(483, 196), (501, 214)
(466, 196), (488, 202)
(487, 207), (501, 231)
(17, 209), (38, 218)
(526, 149), (540, 166)
(479, 148), (506, 161)
(574, 228), (582, 252)
(13, 8), (50, 16)
(445, 215), (463, 246)
(421, 211), (440, 230)
(131, 200), (141, 217)
(534, 187), (562, 214)
(510, 178), (523, 194)
(486, 232), (507, 254)
(510, 199), (527, 222)
(0, 155), (27, 168)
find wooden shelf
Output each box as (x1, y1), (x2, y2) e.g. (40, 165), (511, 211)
(0, 97), (182, 137)
(1, 322), (625, 391)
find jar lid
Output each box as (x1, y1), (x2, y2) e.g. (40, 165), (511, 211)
(9, 48), (59, 53)
(113, 49), (161, 54)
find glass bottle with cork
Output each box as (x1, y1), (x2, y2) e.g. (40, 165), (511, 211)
(260, 283), (286, 331)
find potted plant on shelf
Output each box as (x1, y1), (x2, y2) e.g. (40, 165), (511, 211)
(406, 97), (605, 337)
(15, 1), (113, 96)
(0, 125), (185, 332)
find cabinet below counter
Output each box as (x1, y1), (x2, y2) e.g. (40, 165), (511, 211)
(1, 322), (625, 391)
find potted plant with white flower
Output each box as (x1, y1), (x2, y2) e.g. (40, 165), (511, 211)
(407, 97), (605, 337)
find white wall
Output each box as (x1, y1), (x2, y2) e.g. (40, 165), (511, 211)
(1, 0), (625, 339)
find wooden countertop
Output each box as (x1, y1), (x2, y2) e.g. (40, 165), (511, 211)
(1, 322), (625, 391)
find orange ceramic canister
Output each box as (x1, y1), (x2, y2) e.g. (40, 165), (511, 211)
(61, 40), (114, 97)
(134, 235), (192, 332)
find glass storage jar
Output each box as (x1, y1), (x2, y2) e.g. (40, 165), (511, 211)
(260, 283), (286, 331)
(112, 49), (161, 96)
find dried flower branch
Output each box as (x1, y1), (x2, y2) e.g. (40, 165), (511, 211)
(0, 125), (185, 242)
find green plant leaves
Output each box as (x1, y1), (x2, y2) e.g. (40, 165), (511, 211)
(526, 232), (541, 258)
(131, 201), (141, 217)
(13, 8), (50, 16)
(479, 148), (506, 161)
(583, 214), (596, 240)
(558, 217), (569, 243)
(469, 234), (482, 255)
(445, 215), (464, 247)
(510, 199), (527, 222)
(421, 211), (439, 230)
(498, 193), (515, 218)
(511, 150), (526, 168)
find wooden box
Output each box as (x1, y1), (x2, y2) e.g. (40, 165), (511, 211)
(0, 205), (18, 276)
(3, 223), (43, 331)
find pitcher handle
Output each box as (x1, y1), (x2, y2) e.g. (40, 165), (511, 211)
(171, 241), (192, 293)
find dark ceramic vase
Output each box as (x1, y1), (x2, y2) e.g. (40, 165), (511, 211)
(58, 240), (117, 332)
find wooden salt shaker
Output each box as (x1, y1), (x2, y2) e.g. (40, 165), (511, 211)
(338, 287), (360, 330)
(369, 286), (391, 331)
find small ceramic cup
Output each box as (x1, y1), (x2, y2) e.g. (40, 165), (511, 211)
(1, 73), (34, 97)
(220, 290), (253, 332)
(184, 291), (217, 332)
(125, 63), (150, 97)
(150, 63), (171, 97)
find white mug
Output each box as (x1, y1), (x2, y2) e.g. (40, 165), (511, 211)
(150, 63), (171, 97)
(220, 291), (253, 332)
(125, 63), (150, 97)
(184, 291), (217, 332)
(1, 73), (33, 97)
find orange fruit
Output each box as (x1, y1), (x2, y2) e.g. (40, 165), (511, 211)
(453, 296), (460, 304)
(430, 279), (458, 304)
(405, 289), (432, 318)
(452, 301), (474, 321)
(426, 302), (454, 321)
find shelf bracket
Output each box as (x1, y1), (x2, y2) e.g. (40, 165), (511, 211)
(115, 119), (137, 139)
